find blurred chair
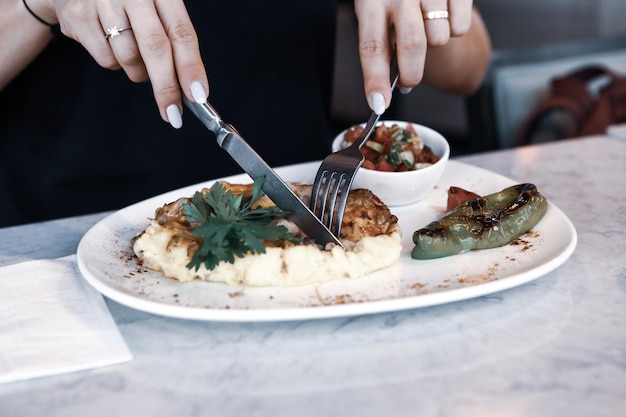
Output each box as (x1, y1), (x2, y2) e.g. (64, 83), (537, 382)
(466, 34), (626, 150)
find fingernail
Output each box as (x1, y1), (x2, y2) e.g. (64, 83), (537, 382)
(190, 80), (207, 103)
(400, 86), (413, 95)
(167, 104), (183, 129)
(371, 92), (386, 115)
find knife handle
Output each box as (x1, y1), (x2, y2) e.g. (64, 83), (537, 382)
(183, 96), (235, 147)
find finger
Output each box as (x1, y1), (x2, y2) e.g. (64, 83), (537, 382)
(55, 4), (119, 71)
(355, 0), (391, 114)
(106, 26), (148, 82)
(155, 0), (208, 105)
(448, 0), (473, 36)
(390, 1), (427, 89)
(421, 0), (450, 46)
(125, 1), (182, 127)
(98, 2), (148, 83)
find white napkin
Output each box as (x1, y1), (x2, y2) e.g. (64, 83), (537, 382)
(0, 255), (132, 384)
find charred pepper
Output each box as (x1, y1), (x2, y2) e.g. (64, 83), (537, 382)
(411, 183), (548, 259)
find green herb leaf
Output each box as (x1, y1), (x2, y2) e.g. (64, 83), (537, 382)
(386, 142), (403, 167)
(182, 176), (299, 271)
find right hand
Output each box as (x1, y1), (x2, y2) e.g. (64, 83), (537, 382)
(354, 0), (475, 114)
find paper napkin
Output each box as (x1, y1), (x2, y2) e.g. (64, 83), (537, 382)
(0, 255), (132, 384)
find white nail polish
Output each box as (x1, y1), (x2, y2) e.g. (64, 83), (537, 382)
(400, 86), (413, 95)
(167, 104), (183, 129)
(190, 81), (207, 103)
(371, 92), (386, 115)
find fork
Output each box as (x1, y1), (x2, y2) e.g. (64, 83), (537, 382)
(310, 56), (400, 237)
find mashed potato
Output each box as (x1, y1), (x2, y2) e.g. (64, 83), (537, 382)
(134, 225), (401, 286)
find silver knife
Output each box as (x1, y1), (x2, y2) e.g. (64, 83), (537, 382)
(183, 96), (343, 248)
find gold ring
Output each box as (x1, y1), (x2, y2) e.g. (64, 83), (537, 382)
(105, 26), (132, 40)
(423, 11), (449, 20)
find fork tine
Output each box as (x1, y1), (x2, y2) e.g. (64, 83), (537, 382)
(324, 172), (345, 234)
(315, 175), (332, 223)
(328, 175), (351, 235)
(311, 171), (334, 226)
(310, 169), (326, 214)
(311, 166), (356, 236)
(310, 150), (364, 237)
(314, 171), (339, 229)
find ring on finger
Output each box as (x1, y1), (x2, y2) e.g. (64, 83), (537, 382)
(422, 11), (449, 20)
(105, 25), (132, 40)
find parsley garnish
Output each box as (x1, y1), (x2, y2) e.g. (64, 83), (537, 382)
(182, 176), (298, 271)
(386, 142), (403, 166)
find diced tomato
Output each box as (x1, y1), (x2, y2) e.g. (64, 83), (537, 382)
(374, 125), (391, 141)
(377, 137), (393, 153)
(446, 186), (481, 211)
(420, 149), (439, 164)
(396, 163), (410, 172)
(360, 145), (380, 161)
(343, 126), (364, 144)
(376, 158), (396, 172)
(362, 160), (377, 170)
(343, 122), (440, 172)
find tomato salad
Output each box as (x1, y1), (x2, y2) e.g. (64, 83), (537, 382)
(341, 123), (440, 172)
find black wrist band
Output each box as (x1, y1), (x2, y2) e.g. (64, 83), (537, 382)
(23, 0), (56, 27)
(23, 0), (61, 40)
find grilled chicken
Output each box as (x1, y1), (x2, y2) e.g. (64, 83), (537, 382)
(141, 182), (397, 248)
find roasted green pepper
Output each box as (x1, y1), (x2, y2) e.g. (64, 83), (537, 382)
(411, 183), (548, 259)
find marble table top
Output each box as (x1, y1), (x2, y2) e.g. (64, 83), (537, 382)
(608, 123), (626, 142)
(1, 136), (625, 417)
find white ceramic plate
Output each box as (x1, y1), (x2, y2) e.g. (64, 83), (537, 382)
(77, 160), (577, 322)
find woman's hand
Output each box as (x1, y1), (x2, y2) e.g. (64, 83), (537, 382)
(354, 0), (483, 114)
(33, 0), (209, 128)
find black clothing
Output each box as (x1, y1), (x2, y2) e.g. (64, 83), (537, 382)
(0, 0), (336, 227)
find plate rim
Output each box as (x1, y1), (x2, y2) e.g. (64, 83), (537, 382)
(77, 160), (577, 322)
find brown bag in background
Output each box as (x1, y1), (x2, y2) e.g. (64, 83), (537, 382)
(519, 66), (626, 145)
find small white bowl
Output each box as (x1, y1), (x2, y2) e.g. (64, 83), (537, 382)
(331, 120), (450, 206)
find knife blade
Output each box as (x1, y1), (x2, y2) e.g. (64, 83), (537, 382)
(183, 96), (343, 248)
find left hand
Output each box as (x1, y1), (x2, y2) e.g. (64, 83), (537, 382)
(354, 0), (474, 114)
